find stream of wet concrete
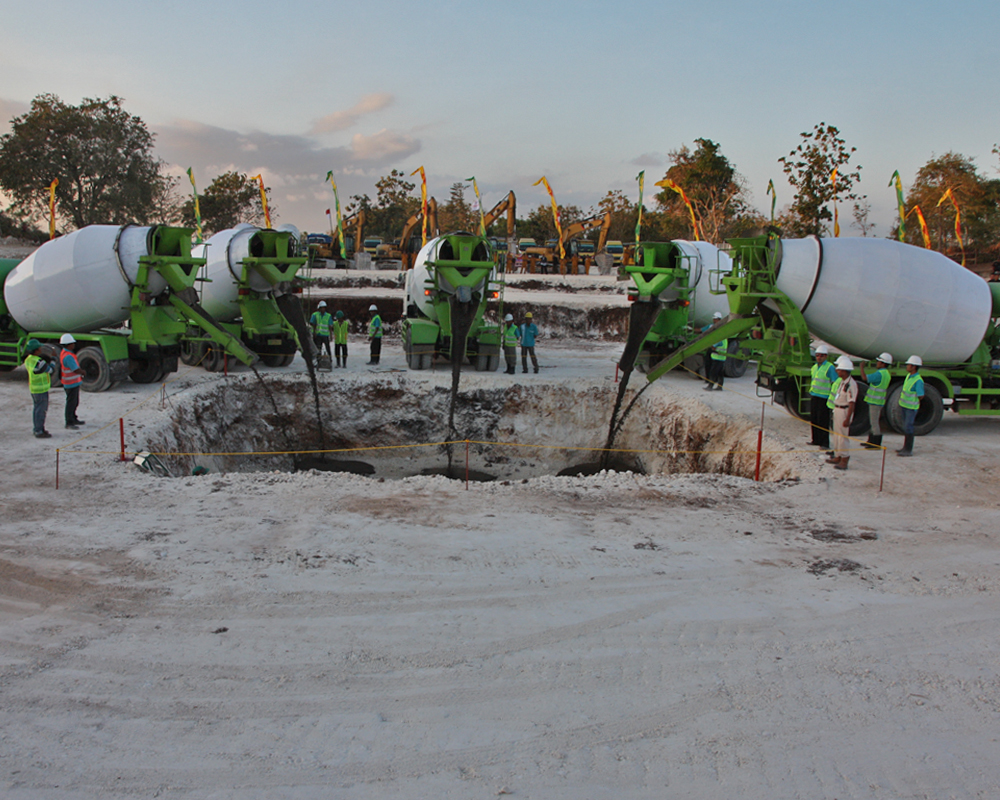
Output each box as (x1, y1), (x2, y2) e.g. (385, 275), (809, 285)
(276, 293), (327, 461)
(445, 298), (477, 472)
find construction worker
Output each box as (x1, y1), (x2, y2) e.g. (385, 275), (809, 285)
(703, 311), (727, 391)
(332, 310), (349, 368)
(59, 334), (86, 429)
(367, 304), (382, 365)
(24, 339), (55, 439)
(520, 312), (539, 374)
(827, 355), (857, 470)
(897, 355), (925, 457)
(502, 313), (520, 374)
(309, 301), (333, 360)
(859, 352), (892, 449)
(808, 344), (837, 449)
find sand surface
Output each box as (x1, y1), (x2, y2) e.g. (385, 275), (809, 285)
(2, 329), (1000, 798)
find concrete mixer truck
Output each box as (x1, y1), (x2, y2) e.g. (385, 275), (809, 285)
(0, 225), (258, 391)
(401, 232), (503, 371)
(178, 225), (308, 371)
(620, 240), (750, 379)
(643, 232), (1000, 435)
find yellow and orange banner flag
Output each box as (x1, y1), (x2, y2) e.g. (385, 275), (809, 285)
(465, 176), (486, 237)
(766, 179), (776, 224)
(937, 188), (965, 265)
(889, 171), (906, 242)
(830, 168), (840, 237)
(48, 178), (58, 240)
(532, 176), (565, 259)
(251, 174), (271, 229)
(410, 166), (428, 247)
(635, 171), (645, 248)
(186, 168), (203, 244)
(906, 205), (932, 249)
(655, 178), (702, 240)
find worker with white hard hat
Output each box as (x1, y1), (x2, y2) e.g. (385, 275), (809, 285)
(502, 312), (520, 375)
(703, 311), (728, 391)
(58, 333), (86, 429)
(859, 352), (893, 449)
(896, 355), (925, 457)
(367, 304), (383, 365)
(807, 344), (838, 449)
(827, 355), (858, 470)
(309, 301), (333, 362)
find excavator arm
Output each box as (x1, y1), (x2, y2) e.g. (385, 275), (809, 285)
(482, 191), (517, 238)
(560, 212), (612, 251)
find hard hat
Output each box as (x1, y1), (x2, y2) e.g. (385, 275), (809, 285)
(876, 352), (893, 365)
(906, 355), (923, 366)
(504, 313), (513, 322)
(25, 338), (41, 353)
(317, 301), (327, 308)
(335, 310), (344, 319)
(835, 355), (854, 371)
(713, 311), (723, 320)
(814, 344), (829, 355)
(369, 304), (377, 311)
(525, 312), (533, 319)
(60, 333), (76, 344)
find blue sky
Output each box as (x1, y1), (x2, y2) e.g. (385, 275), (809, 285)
(2, 0), (998, 236)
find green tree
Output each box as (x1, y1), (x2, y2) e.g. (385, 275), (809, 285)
(592, 190), (638, 242)
(370, 169), (419, 239)
(519, 203), (583, 243)
(778, 122), (863, 237)
(439, 182), (476, 233)
(899, 152), (1000, 256)
(180, 171), (272, 235)
(654, 138), (752, 242)
(0, 93), (175, 230)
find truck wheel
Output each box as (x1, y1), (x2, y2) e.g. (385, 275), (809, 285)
(885, 382), (943, 436)
(180, 339), (203, 366)
(259, 353), (286, 367)
(419, 353), (433, 370)
(849, 381), (871, 438)
(203, 346), (224, 373)
(77, 346), (112, 393)
(130, 358), (165, 384)
(487, 355), (500, 372)
(475, 354), (490, 371)
(723, 340), (750, 379)
(780, 382), (808, 421)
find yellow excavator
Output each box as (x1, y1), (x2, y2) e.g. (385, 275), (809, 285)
(481, 191), (517, 257)
(375, 198), (439, 269)
(520, 212), (611, 274)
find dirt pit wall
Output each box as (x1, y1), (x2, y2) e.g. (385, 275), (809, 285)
(146, 374), (805, 482)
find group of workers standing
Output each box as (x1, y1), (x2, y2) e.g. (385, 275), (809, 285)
(808, 345), (925, 469)
(23, 334), (86, 438)
(502, 312), (540, 375)
(309, 302), (383, 367)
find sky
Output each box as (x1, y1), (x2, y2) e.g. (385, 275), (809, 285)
(2, 0), (999, 237)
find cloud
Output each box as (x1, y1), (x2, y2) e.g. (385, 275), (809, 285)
(310, 93), (394, 135)
(0, 98), (30, 134)
(630, 152), (664, 168)
(349, 129), (419, 162)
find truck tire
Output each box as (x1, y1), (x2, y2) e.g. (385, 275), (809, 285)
(77, 346), (113, 393)
(723, 340), (750, 379)
(849, 381), (871, 438)
(203, 346), (224, 373)
(885, 382), (943, 436)
(475, 354), (490, 371)
(130, 358), (166, 384)
(180, 339), (203, 366)
(259, 353), (286, 367)
(419, 353), (433, 370)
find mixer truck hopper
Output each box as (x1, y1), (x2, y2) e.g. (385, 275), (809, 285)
(401, 233), (503, 371)
(0, 225), (259, 391)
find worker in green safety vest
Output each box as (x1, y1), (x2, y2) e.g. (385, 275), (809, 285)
(24, 339), (56, 439)
(332, 310), (349, 368)
(309, 301), (333, 360)
(808, 344), (838, 449)
(367, 304), (382, 365)
(859, 352), (893, 449)
(896, 355), (925, 457)
(702, 311), (727, 391)
(502, 313), (520, 375)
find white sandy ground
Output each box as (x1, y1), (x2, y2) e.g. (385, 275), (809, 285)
(2, 331), (1000, 797)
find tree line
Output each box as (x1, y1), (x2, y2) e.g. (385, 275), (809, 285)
(2, 94), (998, 264)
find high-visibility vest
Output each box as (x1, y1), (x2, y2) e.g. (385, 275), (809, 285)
(60, 348), (82, 387)
(332, 319), (348, 344)
(25, 354), (51, 394)
(710, 338), (728, 361)
(865, 368), (890, 406)
(311, 311), (332, 337)
(369, 315), (382, 338)
(900, 373), (924, 410)
(826, 377), (841, 410)
(810, 360), (836, 397)
(504, 323), (519, 347)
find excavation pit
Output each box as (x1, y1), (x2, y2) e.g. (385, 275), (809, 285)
(148, 375), (804, 482)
